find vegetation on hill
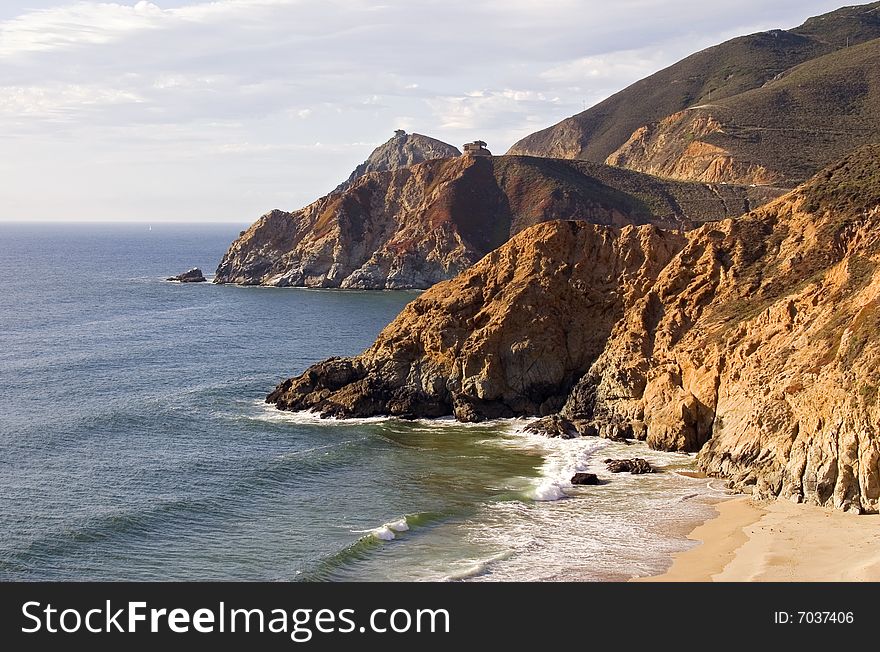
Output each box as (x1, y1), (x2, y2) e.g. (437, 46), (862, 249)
(508, 1), (880, 180)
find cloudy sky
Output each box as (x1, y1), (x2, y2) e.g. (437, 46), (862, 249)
(0, 0), (850, 222)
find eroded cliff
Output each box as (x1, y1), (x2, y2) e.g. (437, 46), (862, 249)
(215, 155), (778, 289)
(268, 146), (880, 512)
(335, 131), (460, 192)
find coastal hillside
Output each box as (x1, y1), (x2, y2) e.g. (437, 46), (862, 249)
(508, 2), (880, 184)
(605, 37), (880, 185)
(267, 146), (880, 513)
(214, 155), (779, 289)
(335, 131), (460, 192)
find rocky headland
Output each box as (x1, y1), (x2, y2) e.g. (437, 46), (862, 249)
(215, 153), (779, 289)
(267, 146), (880, 513)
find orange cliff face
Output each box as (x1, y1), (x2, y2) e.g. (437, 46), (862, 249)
(605, 111), (782, 186)
(268, 146), (880, 513)
(214, 155), (778, 289)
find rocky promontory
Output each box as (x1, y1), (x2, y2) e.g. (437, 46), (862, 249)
(335, 131), (460, 193)
(268, 145), (880, 513)
(215, 154), (779, 289)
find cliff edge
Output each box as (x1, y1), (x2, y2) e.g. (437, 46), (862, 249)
(268, 146), (880, 513)
(215, 155), (779, 289)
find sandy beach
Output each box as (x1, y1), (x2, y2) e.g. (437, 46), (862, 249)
(641, 497), (880, 581)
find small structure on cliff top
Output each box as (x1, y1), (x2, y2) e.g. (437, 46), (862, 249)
(394, 129), (406, 138)
(463, 140), (491, 157)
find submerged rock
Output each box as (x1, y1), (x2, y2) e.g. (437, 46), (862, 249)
(167, 268), (206, 283)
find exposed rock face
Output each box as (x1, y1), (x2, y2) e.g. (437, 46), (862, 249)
(266, 219), (687, 419)
(604, 459), (654, 474)
(269, 146), (880, 513)
(335, 131), (460, 193)
(508, 3), (880, 186)
(167, 268), (206, 283)
(523, 415), (582, 439)
(215, 155), (780, 289)
(605, 112), (781, 186)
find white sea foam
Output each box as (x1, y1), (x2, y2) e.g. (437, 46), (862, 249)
(440, 551), (513, 581)
(452, 436), (736, 581)
(253, 402), (537, 433)
(354, 516), (411, 542)
(252, 400), (391, 426)
(497, 423), (609, 502)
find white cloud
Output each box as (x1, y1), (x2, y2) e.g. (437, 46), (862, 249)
(0, 1), (164, 57)
(429, 89), (563, 131)
(0, 83), (143, 118)
(0, 0), (852, 221)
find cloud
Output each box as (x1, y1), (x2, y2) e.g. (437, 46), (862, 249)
(0, 1), (164, 57)
(0, 0), (851, 220)
(0, 83), (143, 118)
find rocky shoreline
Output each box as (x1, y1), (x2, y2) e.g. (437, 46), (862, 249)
(266, 147), (880, 513)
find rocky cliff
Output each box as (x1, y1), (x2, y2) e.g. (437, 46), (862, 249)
(508, 2), (880, 186)
(215, 155), (779, 289)
(268, 146), (880, 513)
(335, 131), (460, 192)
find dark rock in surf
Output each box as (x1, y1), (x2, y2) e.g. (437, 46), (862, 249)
(168, 268), (207, 283)
(570, 472), (600, 485)
(604, 458), (654, 474)
(523, 415), (580, 439)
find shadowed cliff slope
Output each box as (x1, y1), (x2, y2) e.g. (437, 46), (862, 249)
(215, 155), (779, 289)
(268, 146), (880, 513)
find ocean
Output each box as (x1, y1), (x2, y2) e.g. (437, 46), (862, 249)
(0, 222), (723, 581)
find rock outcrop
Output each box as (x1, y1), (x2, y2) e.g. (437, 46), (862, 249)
(167, 268), (207, 283)
(215, 155), (780, 289)
(335, 131), (460, 192)
(605, 112), (781, 186)
(571, 472), (600, 485)
(604, 459), (654, 474)
(268, 146), (880, 513)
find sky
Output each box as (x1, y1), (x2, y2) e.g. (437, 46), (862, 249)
(0, 0), (854, 222)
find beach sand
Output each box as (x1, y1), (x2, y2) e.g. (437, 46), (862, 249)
(640, 496), (880, 581)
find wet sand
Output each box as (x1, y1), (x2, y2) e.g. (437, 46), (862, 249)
(639, 497), (880, 581)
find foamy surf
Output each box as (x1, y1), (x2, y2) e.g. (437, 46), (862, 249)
(354, 517), (411, 541)
(498, 423), (609, 502)
(252, 400), (392, 426)
(441, 550), (513, 581)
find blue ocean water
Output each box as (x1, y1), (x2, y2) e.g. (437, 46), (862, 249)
(0, 222), (718, 581)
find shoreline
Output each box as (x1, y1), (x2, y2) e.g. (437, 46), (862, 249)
(640, 496), (880, 581)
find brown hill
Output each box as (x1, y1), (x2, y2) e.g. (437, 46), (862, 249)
(267, 146), (880, 513)
(214, 155), (779, 289)
(508, 2), (880, 184)
(605, 37), (880, 185)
